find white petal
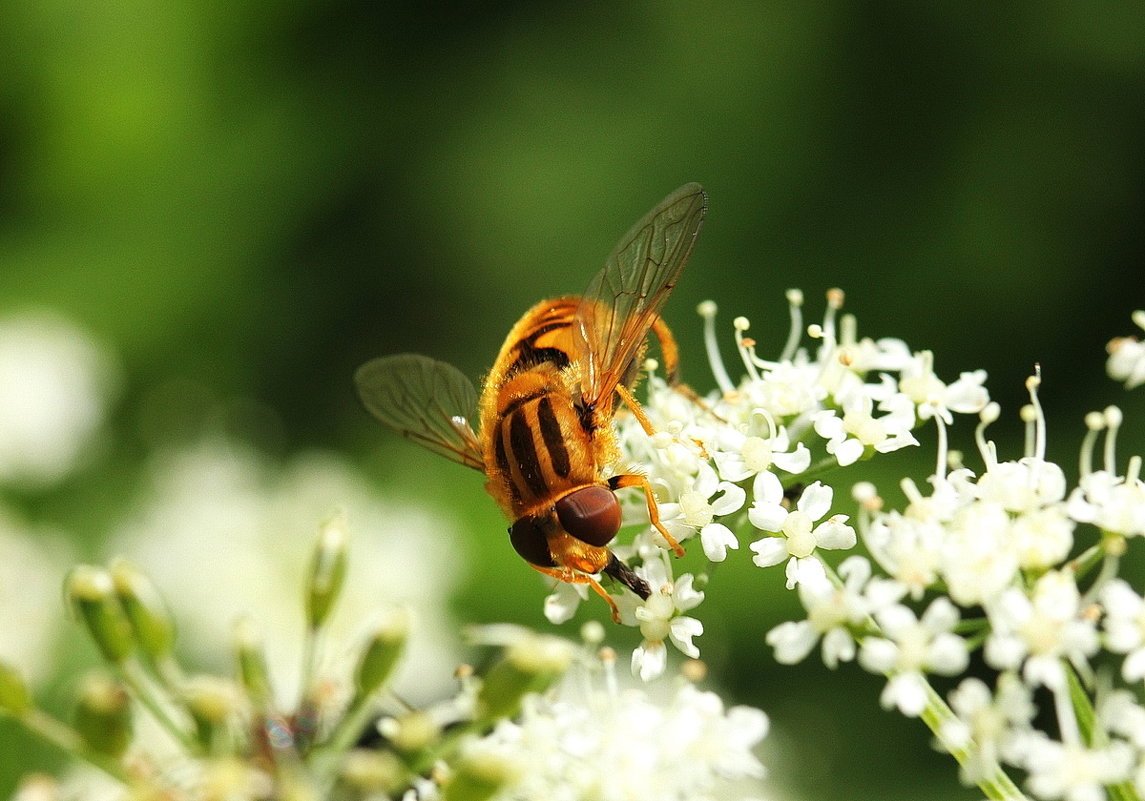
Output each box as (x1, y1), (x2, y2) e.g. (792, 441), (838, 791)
(813, 411), (844, 439)
(631, 640), (667, 681)
(751, 469), (784, 504)
(748, 502), (788, 532)
(797, 481), (834, 521)
(711, 482), (747, 516)
(821, 627), (857, 668)
(543, 582), (587, 624)
(884, 672), (928, 717)
(672, 573), (706, 611)
(749, 536), (787, 568)
(858, 637), (898, 673)
(700, 522), (739, 562)
(766, 620), (818, 664)
(669, 616), (703, 658)
(812, 516), (856, 551)
(772, 443), (812, 474)
(928, 633), (970, 675)
(831, 438), (865, 466)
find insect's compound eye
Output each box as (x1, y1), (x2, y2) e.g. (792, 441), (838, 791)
(508, 517), (555, 567)
(555, 486), (621, 547)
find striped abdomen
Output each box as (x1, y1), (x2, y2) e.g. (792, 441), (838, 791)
(487, 384), (596, 516)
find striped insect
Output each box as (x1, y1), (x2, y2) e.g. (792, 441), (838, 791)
(355, 183), (707, 621)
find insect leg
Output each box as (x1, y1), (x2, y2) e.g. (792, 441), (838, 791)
(608, 473), (686, 558)
(532, 565), (623, 623)
(650, 316), (681, 385)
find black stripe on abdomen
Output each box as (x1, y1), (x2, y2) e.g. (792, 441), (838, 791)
(536, 396), (571, 479)
(509, 410), (548, 498)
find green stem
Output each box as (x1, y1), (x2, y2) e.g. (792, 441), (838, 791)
(16, 708), (132, 783)
(1064, 664), (1142, 801)
(114, 659), (200, 754)
(918, 681), (1029, 801)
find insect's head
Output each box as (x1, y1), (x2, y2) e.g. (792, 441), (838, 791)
(508, 485), (621, 567)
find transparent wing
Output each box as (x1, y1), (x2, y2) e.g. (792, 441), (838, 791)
(575, 183), (706, 406)
(354, 354), (485, 470)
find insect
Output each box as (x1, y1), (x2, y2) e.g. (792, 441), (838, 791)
(355, 183), (706, 622)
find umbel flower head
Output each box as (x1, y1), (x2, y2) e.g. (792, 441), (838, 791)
(580, 296), (1145, 801)
(573, 288), (989, 680)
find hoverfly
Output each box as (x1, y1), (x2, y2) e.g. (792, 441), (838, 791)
(355, 183), (706, 622)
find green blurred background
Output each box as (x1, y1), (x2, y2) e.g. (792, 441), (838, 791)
(2, 2), (1144, 799)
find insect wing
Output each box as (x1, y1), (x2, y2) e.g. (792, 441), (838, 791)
(575, 183), (706, 405)
(355, 354), (485, 470)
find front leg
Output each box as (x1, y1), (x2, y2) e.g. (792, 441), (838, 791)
(608, 473), (686, 558)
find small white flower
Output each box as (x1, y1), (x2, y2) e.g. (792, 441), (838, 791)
(858, 598), (969, 717)
(1021, 733), (1135, 801)
(975, 457), (1068, 514)
(656, 463), (745, 562)
(749, 478), (856, 589)
(812, 392), (918, 467)
(711, 428), (811, 483)
(941, 674), (1036, 785)
(1107, 311), (1145, 389)
(1100, 579), (1145, 681)
(898, 351), (989, 422)
(623, 556), (705, 681)
(1067, 470), (1145, 537)
(766, 556), (903, 668)
(983, 571), (1099, 690)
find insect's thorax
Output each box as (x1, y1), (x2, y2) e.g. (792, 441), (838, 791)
(478, 297), (617, 519)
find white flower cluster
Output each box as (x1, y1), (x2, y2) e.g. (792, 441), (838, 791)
(404, 633), (768, 801)
(553, 289), (988, 682)
(587, 298), (1145, 801)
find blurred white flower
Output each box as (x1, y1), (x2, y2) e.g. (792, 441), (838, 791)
(0, 507), (72, 683)
(858, 597), (969, 717)
(983, 571), (1100, 691)
(107, 439), (463, 704)
(478, 652), (768, 801)
(1100, 579), (1145, 681)
(1106, 310), (1145, 390)
(0, 310), (118, 487)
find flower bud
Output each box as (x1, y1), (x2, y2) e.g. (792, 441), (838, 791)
(73, 673), (131, 757)
(475, 634), (572, 724)
(335, 749), (407, 798)
(379, 710), (439, 754)
(0, 662), (30, 716)
(443, 745), (519, 801)
(66, 565), (133, 664)
(183, 676), (243, 749)
(305, 513), (349, 630)
(354, 607), (410, 698)
(109, 558), (175, 660)
(233, 616), (272, 707)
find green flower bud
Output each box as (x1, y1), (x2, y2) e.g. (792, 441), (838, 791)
(66, 565), (134, 664)
(0, 662), (31, 717)
(381, 710), (440, 754)
(73, 673), (131, 757)
(354, 606), (410, 698)
(109, 558), (176, 660)
(233, 616), (272, 707)
(305, 513), (349, 630)
(475, 634), (572, 724)
(336, 749), (407, 797)
(443, 746), (519, 801)
(183, 675), (242, 749)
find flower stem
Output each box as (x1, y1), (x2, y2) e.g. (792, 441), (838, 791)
(17, 708), (132, 783)
(918, 681), (1029, 801)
